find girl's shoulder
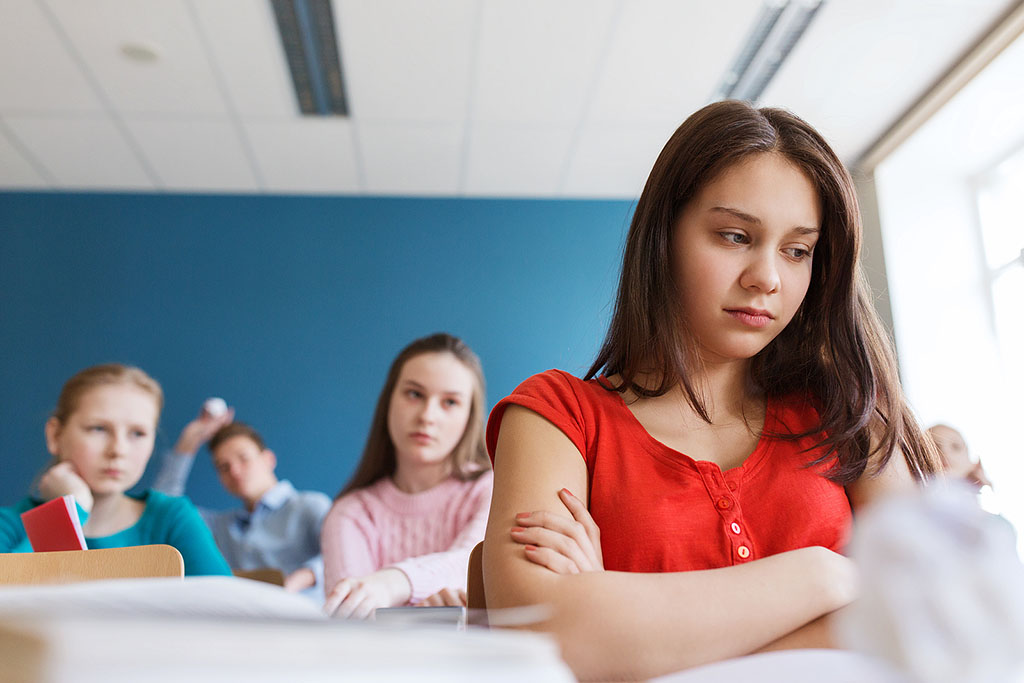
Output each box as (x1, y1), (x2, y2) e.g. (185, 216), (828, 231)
(486, 370), (626, 463)
(492, 369), (619, 423)
(135, 489), (202, 524)
(509, 368), (611, 399)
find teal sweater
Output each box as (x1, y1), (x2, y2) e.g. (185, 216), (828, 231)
(0, 490), (231, 577)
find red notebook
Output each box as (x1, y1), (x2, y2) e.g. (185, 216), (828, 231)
(20, 494), (88, 552)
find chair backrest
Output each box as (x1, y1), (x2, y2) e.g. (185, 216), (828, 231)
(232, 567), (285, 586)
(467, 541), (486, 612)
(0, 545), (184, 585)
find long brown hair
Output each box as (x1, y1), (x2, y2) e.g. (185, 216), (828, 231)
(336, 333), (490, 498)
(588, 100), (937, 483)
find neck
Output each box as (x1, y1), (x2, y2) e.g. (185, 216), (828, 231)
(241, 477), (278, 512)
(88, 491), (128, 522)
(392, 462), (452, 494)
(631, 357), (754, 425)
(693, 358), (753, 421)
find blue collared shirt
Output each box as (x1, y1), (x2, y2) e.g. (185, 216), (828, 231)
(153, 452), (331, 600)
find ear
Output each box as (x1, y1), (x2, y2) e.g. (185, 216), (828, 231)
(44, 417), (63, 458)
(263, 449), (277, 472)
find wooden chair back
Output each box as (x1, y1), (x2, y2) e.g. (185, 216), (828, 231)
(0, 545), (184, 585)
(232, 568), (285, 586)
(467, 541), (486, 613)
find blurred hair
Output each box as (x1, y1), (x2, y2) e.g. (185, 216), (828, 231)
(52, 363), (163, 425)
(336, 333), (490, 499)
(209, 422), (266, 454)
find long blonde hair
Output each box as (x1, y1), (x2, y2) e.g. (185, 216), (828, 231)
(51, 363), (164, 426)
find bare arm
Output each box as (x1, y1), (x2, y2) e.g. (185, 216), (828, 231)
(484, 406), (856, 681)
(846, 441), (917, 512)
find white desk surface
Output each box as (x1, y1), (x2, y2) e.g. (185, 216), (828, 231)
(0, 577), (573, 683)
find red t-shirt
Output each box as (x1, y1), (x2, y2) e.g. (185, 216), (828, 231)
(486, 370), (852, 573)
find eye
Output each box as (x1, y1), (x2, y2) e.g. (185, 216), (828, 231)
(443, 398), (460, 408)
(406, 389), (424, 399)
(87, 425), (106, 433)
(783, 246), (813, 260)
(130, 429), (148, 439)
(719, 231), (749, 245)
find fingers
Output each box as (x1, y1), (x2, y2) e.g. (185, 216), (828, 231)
(522, 544), (581, 574)
(421, 587), (465, 607)
(325, 579), (386, 620)
(561, 489), (598, 540)
(436, 587), (465, 607)
(559, 488), (603, 566)
(510, 525), (594, 571)
(323, 579), (353, 616)
(514, 510), (598, 566)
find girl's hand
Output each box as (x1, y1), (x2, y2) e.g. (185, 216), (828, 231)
(421, 587), (467, 607)
(324, 568), (412, 619)
(38, 461), (93, 513)
(511, 488), (604, 574)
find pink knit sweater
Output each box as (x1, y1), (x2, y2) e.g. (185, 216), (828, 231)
(320, 471), (493, 603)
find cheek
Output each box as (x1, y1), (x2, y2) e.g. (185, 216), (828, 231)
(443, 409), (471, 443)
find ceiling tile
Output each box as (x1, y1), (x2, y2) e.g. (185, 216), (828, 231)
(359, 122), (462, 194)
(246, 119), (360, 193)
(190, 0), (297, 119)
(463, 124), (574, 196)
(0, 0), (102, 113)
(4, 115), (154, 189)
(124, 117), (258, 192)
(588, 0), (763, 123)
(473, 0), (616, 124)
(562, 122), (677, 198)
(0, 126), (50, 187)
(44, 0), (227, 115)
(760, 0), (1020, 164)
(336, 0), (476, 122)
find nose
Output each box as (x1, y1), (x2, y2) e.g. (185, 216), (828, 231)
(107, 430), (129, 458)
(739, 249), (781, 294)
(418, 398), (441, 424)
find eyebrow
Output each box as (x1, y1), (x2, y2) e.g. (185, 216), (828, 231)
(401, 379), (467, 397)
(709, 206), (819, 235)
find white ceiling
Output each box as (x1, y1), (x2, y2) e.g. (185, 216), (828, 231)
(0, 0), (1018, 198)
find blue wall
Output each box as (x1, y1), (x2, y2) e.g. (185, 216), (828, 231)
(0, 192), (632, 509)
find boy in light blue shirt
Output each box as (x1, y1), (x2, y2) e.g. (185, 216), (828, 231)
(154, 410), (330, 600)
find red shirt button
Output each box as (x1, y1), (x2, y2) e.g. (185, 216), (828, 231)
(717, 498), (732, 510)
(727, 481), (738, 491)
(737, 545), (751, 559)
(731, 522), (741, 534)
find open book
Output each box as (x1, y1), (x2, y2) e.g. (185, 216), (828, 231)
(19, 495), (88, 552)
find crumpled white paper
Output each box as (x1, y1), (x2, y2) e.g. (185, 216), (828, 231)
(837, 482), (1024, 683)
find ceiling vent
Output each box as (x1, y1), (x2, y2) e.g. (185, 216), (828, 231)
(712, 0), (825, 103)
(271, 0), (350, 116)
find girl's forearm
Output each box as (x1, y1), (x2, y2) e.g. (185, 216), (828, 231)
(485, 545), (853, 681)
(755, 612), (837, 653)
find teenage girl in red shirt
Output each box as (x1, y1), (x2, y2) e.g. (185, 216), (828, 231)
(482, 100), (938, 681)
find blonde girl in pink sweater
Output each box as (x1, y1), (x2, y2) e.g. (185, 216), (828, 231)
(321, 333), (493, 618)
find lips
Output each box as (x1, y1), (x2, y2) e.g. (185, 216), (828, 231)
(409, 432), (434, 444)
(101, 468), (123, 478)
(725, 307), (774, 328)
